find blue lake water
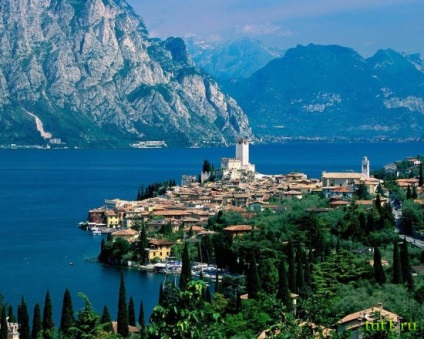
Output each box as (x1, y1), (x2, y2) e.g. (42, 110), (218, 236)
(0, 142), (423, 325)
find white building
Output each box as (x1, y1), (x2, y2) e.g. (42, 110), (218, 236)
(217, 139), (255, 181)
(362, 156), (370, 179)
(0, 318), (19, 339)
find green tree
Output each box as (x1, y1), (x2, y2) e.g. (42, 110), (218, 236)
(287, 242), (296, 293)
(59, 289), (74, 337)
(7, 305), (15, 323)
(0, 307), (7, 339)
(179, 242), (192, 291)
(100, 306), (113, 333)
(277, 260), (292, 311)
(373, 247), (386, 285)
(247, 251), (260, 299)
(69, 294), (107, 339)
(128, 297), (136, 327)
(419, 162), (423, 187)
(149, 281), (221, 338)
(117, 273), (129, 337)
(32, 304), (42, 339)
(406, 185), (412, 199)
(202, 160), (212, 173)
(19, 296), (31, 339)
(412, 185), (418, 199)
(139, 224), (148, 264)
(138, 299), (145, 328)
(42, 291), (54, 339)
(400, 238), (414, 291)
(375, 194), (382, 211)
(392, 240), (403, 284)
(296, 252), (305, 295)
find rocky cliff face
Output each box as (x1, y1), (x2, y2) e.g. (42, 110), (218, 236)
(0, 0), (252, 147)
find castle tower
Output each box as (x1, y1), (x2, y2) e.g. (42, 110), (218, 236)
(362, 156), (370, 178)
(236, 139), (249, 167)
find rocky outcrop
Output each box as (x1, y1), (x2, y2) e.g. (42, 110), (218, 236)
(0, 0), (252, 147)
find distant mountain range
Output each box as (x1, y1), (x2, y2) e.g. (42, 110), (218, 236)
(0, 0), (252, 148)
(186, 37), (282, 80)
(223, 44), (424, 140)
(1, 1), (423, 147)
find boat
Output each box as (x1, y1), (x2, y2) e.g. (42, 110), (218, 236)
(91, 227), (102, 236)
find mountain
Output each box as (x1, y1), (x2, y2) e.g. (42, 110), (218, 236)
(0, 0), (252, 148)
(224, 44), (424, 140)
(186, 37), (281, 80)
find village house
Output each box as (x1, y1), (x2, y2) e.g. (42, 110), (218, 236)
(273, 190), (303, 200)
(111, 229), (139, 243)
(337, 303), (400, 339)
(224, 225), (253, 238)
(104, 209), (120, 228)
(146, 239), (175, 262)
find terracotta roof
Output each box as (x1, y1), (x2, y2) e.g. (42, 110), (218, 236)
(224, 225), (252, 232)
(112, 321), (139, 334)
(183, 225), (205, 232)
(355, 200), (373, 205)
(112, 229), (138, 236)
(148, 239), (175, 246)
(322, 172), (362, 179)
(329, 200), (349, 205)
(153, 210), (190, 216)
(332, 186), (352, 192)
(338, 304), (399, 325)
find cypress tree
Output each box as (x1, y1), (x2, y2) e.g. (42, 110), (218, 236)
(400, 239), (414, 291)
(373, 247), (386, 285)
(392, 241), (403, 284)
(7, 305), (15, 323)
(117, 273), (129, 337)
(128, 297), (136, 327)
(32, 304), (42, 339)
(375, 194), (382, 211)
(214, 269), (222, 293)
(205, 286), (212, 303)
(42, 291), (54, 338)
(138, 300), (145, 328)
(0, 307), (7, 339)
(419, 162), (423, 187)
(296, 254), (305, 295)
(412, 186), (418, 199)
(158, 283), (165, 305)
(287, 242), (296, 293)
(59, 288), (74, 336)
(406, 185), (412, 199)
(139, 300), (147, 339)
(247, 251), (260, 299)
(19, 296), (31, 339)
(139, 224), (148, 264)
(100, 306), (113, 333)
(179, 242), (192, 290)
(277, 260), (292, 311)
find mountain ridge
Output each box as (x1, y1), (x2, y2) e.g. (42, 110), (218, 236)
(223, 43), (424, 140)
(0, 0), (252, 148)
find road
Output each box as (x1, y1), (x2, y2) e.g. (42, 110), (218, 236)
(392, 205), (424, 248)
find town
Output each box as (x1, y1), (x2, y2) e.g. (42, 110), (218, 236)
(78, 140), (424, 338)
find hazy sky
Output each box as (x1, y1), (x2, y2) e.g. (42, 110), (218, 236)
(126, 0), (424, 57)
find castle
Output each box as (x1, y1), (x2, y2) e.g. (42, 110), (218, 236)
(216, 139), (255, 181)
